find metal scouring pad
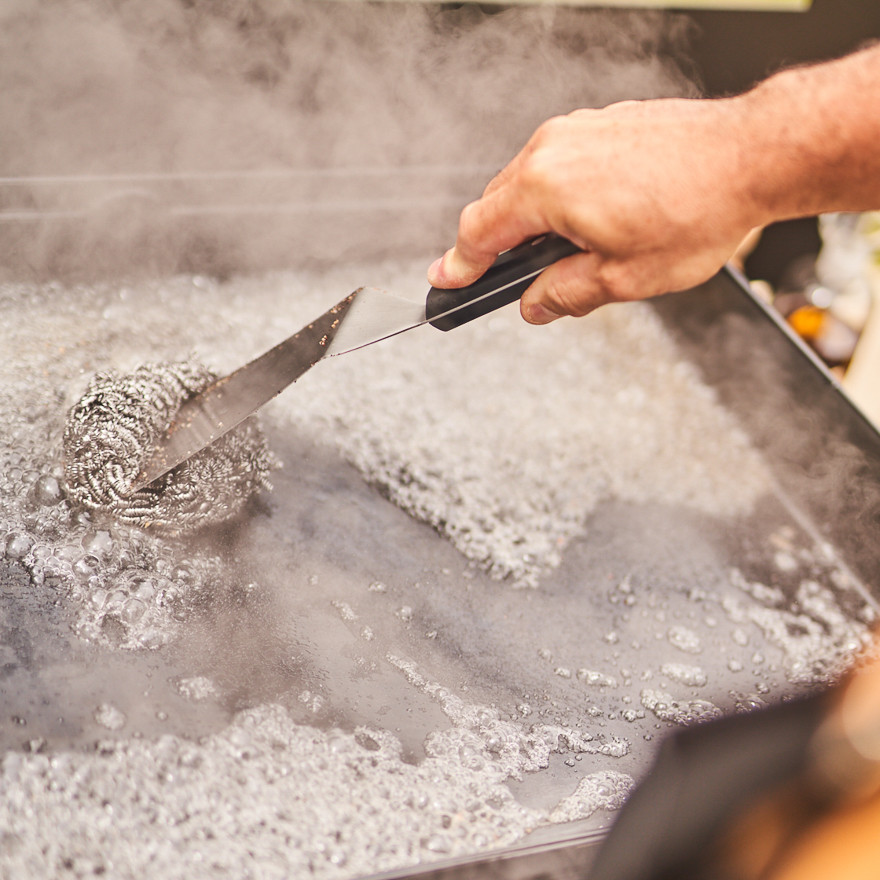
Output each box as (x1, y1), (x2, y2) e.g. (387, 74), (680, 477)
(63, 361), (276, 531)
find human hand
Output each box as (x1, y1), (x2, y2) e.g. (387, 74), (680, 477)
(427, 97), (763, 324)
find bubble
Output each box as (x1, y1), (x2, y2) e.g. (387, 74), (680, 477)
(175, 677), (219, 703)
(82, 530), (115, 559)
(72, 554), (97, 578)
(121, 598), (147, 624)
(94, 703), (127, 731)
(424, 834), (451, 854)
(666, 626), (702, 654)
(549, 770), (634, 823)
(4, 534), (34, 560)
(576, 669), (617, 688)
(31, 543), (52, 561)
(128, 576), (156, 602)
(773, 551), (798, 572)
(733, 693), (768, 713)
(31, 475), (64, 507)
(640, 689), (722, 726)
(660, 663), (707, 688)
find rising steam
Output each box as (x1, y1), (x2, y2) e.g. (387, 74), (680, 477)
(0, 0), (697, 278)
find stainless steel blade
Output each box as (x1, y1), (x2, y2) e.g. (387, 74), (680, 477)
(129, 287), (427, 492)
(324, 287), (427, 356)
(130, 234), (579, 493)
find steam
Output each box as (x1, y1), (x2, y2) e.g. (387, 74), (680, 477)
(0, 0), (696, 278)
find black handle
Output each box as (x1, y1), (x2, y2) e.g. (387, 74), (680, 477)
(425, 234), (582, 331)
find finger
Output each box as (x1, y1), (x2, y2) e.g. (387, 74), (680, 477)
(481, 142), (532, 198)
(519, 252), (609, 324)
(429, 186), (553, 289)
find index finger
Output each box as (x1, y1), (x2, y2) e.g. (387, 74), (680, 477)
(429, 177), (553, 288)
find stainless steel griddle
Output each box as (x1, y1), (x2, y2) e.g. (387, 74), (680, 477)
(1, 262), (878, 880)
(366, 266), (880, 880)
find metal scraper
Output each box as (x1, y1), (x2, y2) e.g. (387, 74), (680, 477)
(129, 233), (581, 492)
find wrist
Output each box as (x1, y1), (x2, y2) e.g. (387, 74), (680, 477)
(734, 48), (880, 225)
(729, 75), (818, 227)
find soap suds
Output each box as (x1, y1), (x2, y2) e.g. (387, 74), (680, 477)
(0, 704), (542, 880)
(548, 770), (634, 824)
(277, 269), (771, 587)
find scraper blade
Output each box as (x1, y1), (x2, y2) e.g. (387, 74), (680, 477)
(130, 233), (582, 492)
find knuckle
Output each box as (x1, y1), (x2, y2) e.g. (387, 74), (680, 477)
(595, 261), (641, 303)
(457, 200), (481, 240)
(532, 114), (566, 144)
(519, 147), (559, 203)
(544, 271), (593, 318)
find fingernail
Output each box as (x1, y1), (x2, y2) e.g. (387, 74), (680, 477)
(525, 302), (562, 325)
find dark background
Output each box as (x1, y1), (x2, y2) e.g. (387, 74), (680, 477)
(683, 0), (880, 284)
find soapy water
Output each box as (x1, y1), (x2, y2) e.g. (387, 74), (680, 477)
(1, 262), (777, 650)
(1, 266), (878, 878)
(0, 671), (637, 880)
(268, 265), (771, 589)
(0, 704), (539, 879)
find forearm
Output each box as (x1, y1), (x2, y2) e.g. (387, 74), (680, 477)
(739, 43), (880, 225)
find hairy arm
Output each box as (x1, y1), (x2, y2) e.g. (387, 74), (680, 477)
(427, 44), (880, 324)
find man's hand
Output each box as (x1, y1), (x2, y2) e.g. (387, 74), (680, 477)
(427, 45), (880, 324)
(427, 98), (760, 323)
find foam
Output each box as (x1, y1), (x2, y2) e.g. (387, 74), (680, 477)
(0, 704), (544, 879)
(270, 265), (772, 587)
